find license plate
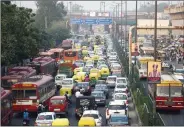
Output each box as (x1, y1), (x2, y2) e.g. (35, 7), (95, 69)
(96, 100), (100, 101)
(23, 122), (26, 124)
(41, 124), (47, 126)
(54, 109), (60, 111)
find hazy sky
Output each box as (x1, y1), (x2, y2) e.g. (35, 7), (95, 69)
(13, 1), (181, 11)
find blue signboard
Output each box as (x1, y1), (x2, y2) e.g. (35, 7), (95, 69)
(70, 19), (83, 24)
(98, 18), (112, 24)
(70, 18), (112, 25)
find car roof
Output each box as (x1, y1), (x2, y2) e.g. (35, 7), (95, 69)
(114, 93), (127, 96)
(109, 101), (125, 105)
(83, 110), (99, 115)
(117, 77), (127, 79)
(63, 78), (73, 80)
(96, 84), (106, 86)
(38, 112), (55, 116)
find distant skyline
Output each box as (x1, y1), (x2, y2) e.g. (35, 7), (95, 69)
(12, 1), (181, 12)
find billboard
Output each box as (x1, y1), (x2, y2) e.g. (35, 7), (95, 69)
(97, 12), (110, 17)
(89, 12), (96, 17)
(147, 61), (161, 84)
(131, 43), (139, 56)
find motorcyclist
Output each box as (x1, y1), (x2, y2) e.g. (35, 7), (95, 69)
(65, 91), (71, 104)
(37, 103), (44, 114)
(75, 89), (81, 98)
(23, 109), (29, 125)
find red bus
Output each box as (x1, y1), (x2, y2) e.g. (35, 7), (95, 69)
(1, 66), (36, 89)
(48, 48), (64, 62)
(27, 57), (57, 77)
(12, 75), (56, 112)
(63, 49), (82, 63)
(1, 87), (13, 126)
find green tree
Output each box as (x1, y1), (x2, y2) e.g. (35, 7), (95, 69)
(35, 1), (67, 29)
(139, 2), (168, 12)
(1, 3), (41, 65)
(46, 20), (72, 45)
(72, 3), (83, 13)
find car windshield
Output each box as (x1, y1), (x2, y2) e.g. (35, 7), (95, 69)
(107, 77), (116, 82)
(77, 83), (89, 87)
(115, 90), (126, 93)
(170, 86), (182, 97)
(110, 116), (128, 123)
(83, 114), (99, 119)
(117, 79), (126, 84)
(109, 105), (126, 110)
(114, 94), (127, 100)
(50, 99), (64, 105)
(116, 85), (126, 89)
(62, 80), (72, 85)
(96, 85), (106, 89)
(92, 92), (104, 97)
(55, 76), (65, 80)
(37, 115), (53, 120)
(111, 53), (117, 56)
(175, 69), (184, 73)
(112, 65), (121, 70)
(157, 86), (169, 96)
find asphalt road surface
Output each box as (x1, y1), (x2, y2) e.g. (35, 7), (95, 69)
(11, 88), (139, 126)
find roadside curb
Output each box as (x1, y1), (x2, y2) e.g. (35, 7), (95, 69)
(130, 89), (142, 126)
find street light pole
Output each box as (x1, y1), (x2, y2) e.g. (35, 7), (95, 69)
(135, 0), (138, 65)
(125, 1), (127, 53)
(153, 0), (158, 124)
(121, 1), (123, 50)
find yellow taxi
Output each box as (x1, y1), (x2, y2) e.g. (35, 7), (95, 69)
(52, 118), (70, 126)
(78, 117), (96, 126)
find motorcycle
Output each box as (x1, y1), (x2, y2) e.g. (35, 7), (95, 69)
(23, 119), (29, 126)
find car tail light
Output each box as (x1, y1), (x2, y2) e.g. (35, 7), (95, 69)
(34, 122), (37, 126)
(75, 109), (78, 112)
(107, 109), (109, 115)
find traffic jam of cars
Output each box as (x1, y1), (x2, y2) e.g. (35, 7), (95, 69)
(1, 33), (131, 126)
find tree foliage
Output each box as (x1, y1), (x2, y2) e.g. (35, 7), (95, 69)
(139, 2), (168, 12)
(72, 3), (84, 13)
(35, 1), (67, 29)
(1, 3), (41, 65)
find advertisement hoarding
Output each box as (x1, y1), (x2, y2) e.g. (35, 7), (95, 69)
(147, 61), (161, 84)
(131, 43), (139, 56)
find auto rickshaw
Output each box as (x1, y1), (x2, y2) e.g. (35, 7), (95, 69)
(49, 96), (69, 116)
(82, 50), (88, 57)
(52, 118), (70, 126)
(74, 67), (83, 75)
(73, 72), (88, 82)
(89, 68), (101, 86)
(100, 67), (110, 79)
(78, 117), (96, 126)
(75, 96), (97, 118)
(92, 55), (99, 64)
(60, 87), (72, 96)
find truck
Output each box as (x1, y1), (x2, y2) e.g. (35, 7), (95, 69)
(58, 63), (75, 78)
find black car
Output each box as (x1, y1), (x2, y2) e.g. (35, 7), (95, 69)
(75, 96), (97, 118)
(91, 91), (106, 106)
(94, 84), (109, 98)
(96, 80), (106, 85)
(74, 82), (92, 95)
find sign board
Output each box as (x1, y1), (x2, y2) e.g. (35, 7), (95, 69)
(89, 12), (96, 17)
(147, 61), (161, 84)
(70, 18), (112, 25)
(97, 12), (110, 17)
(131, 43), (139, 56)
(70, 19), (83, 24)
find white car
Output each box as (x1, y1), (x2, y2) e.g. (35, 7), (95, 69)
(82, 110), (103, 126)
(110, 52), (117, 57)
(106, 76), (117, 88)
(112, 93), (129, 107)
(116, 77), (129, 86)
(61, 78), (74, 88)
(55, 74), (67, 87)
(114, 84), (128, 93)
(105, 101), (128, 121)
(35, 112), (56, 126)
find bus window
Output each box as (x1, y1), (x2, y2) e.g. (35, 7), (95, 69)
(170, 86), (182, 97)
(156, 86), (169, 97)
(12, 90), (36, 99)
(65, 52), (76, 57)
